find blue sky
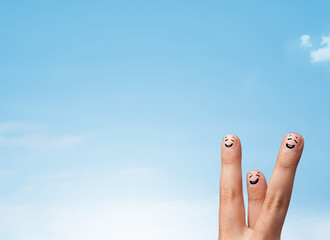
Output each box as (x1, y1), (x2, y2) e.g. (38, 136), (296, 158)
(1, 1), (330, 239)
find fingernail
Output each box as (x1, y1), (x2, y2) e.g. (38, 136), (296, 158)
(248, 170), (261, 185)
(284, 133), (302, 150)
(223, 134), (237, 149)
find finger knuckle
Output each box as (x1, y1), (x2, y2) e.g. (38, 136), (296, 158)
(277, 151), (300, 170)
(218, 233), (237, 240)
(220, 187), (240, 203)
(277, 157), (298, 170)
(221, 155), (240, 166)
(263, 196), (287, 215)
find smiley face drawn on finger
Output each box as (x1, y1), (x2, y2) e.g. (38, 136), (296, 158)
(248, 171), (260, 185)
(224, 135), (235, 148)
(285, 134), (298, 149)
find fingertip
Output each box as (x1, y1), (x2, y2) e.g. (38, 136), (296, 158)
(222, 134), (240, 150)
(282, 132), (304, 152)
(247, 169), (266, 188)
(246, 169), (262, 178)
(221, 134), (242, 167)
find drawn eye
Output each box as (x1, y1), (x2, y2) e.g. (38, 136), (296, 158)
(249, 175), (253, 178)
(288, 138), (292, 140)
(256, 174), (260, 177)
(231, 139), (234, 142)
(294, 139), (298, 143)
(225, 139), (228, 142)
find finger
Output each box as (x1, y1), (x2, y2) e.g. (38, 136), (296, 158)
(247, 170), (267, 229)
(254, 132), (304, 238)
(219, 134), (245, 236)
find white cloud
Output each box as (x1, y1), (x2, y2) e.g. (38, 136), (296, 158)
(300, 34), (312, 47)
(116, 167), (157, 179)
(0, 197), (218, 240)
(310, 36), (330, 63)
(0, 121), (47, 133)
(0, 199), (328, 240)
(0, 121), (82, 149)
(283, 214), (330, 240)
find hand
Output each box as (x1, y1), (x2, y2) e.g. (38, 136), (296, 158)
(218, 133), (304, 240)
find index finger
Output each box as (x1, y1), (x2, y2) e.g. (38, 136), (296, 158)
(254, 132), (304, 238)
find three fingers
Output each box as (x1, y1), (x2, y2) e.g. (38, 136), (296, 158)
(219, 133), (304, 238)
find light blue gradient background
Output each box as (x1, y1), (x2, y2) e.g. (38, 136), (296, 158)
(0, 1), (330, 239)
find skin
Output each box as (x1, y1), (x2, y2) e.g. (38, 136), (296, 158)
(219, 133), (304, 240)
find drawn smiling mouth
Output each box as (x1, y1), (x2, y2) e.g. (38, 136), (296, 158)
(225, 143), (233, 148)
(249, 178), (259, 185)
(286, 143), (295, 149)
